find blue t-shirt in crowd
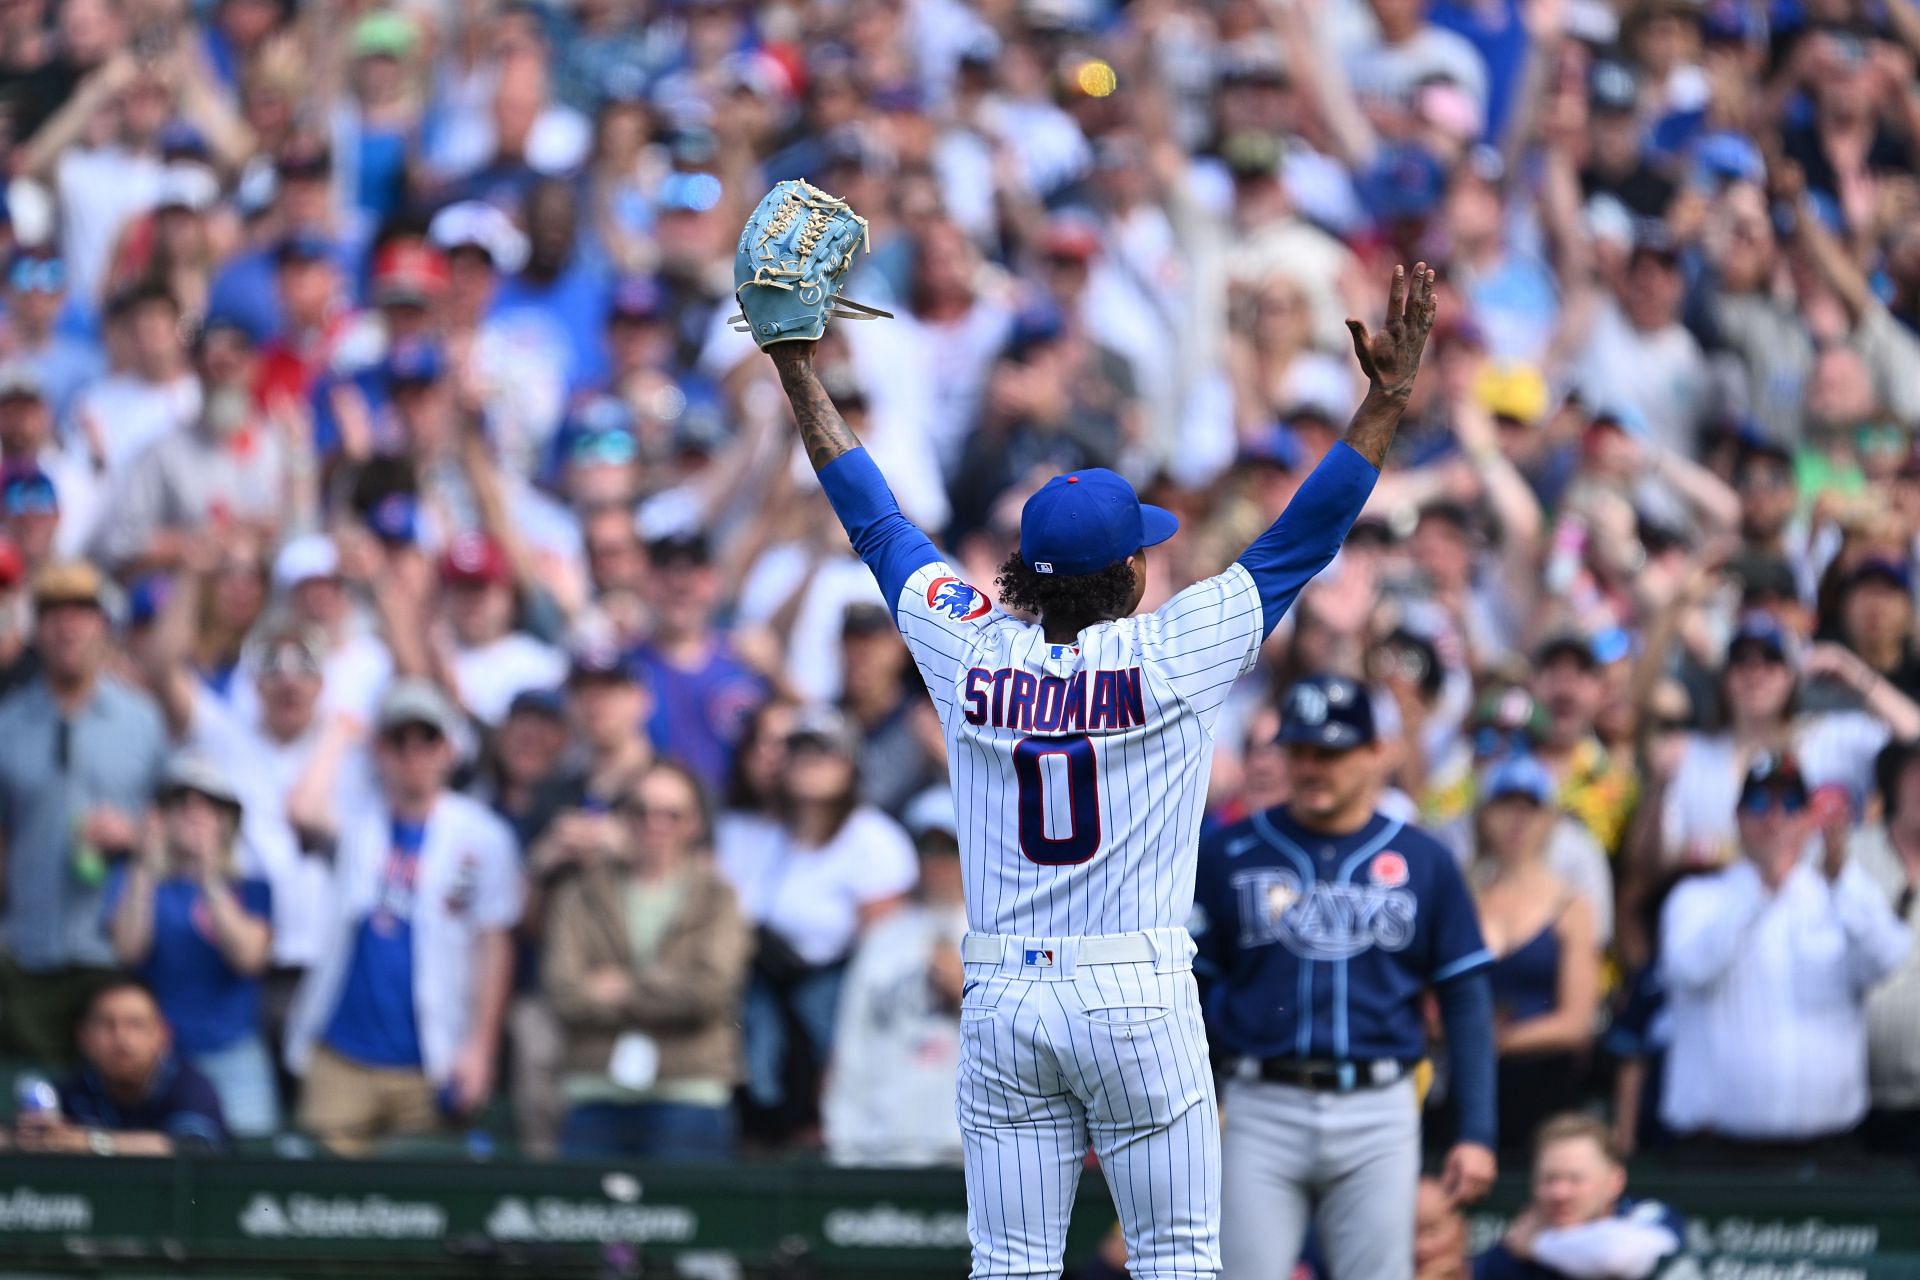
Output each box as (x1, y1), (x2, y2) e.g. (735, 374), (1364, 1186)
(324, 820), (427, 1069)
(490, 262), (612, 393)
(631, 642), (767, 794)
(59, 1053), (230, 1151)
(101, 869), (272, 1057)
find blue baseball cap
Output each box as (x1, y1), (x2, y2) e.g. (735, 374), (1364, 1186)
(1726, 611), (1791, 665)
(1276, 674), (1377, 750)
(2, 468), (57, 516)
(1019, 470), (1177, 577)
(1482, 753), (1555, 806)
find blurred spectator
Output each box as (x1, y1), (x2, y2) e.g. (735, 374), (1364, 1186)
(1472, 756), (1601, 1155)
(286, 680), (523, 1155)
(439, 531), (567, 728)
(1, 254), (104, 427)
(1415, 1176), (1470, 1280)
(1475, 1114), (1684, 1280)
(70, 284), (201, 479)
(105, 753), (275, 1135)
(0, 360), (101, 562)
(838, 601), (943, 816)
(545, 761), (749, 1159)
(0, 560), (166, 1063)
(719, 706), (916, 1141)
(631, 532), (769, 794)
(1854, 738), (1920, 1157)
(92, 311), (289, 574)
(14, 977), (227, 1155)
(823, 787), (967, 1166)
(1659, 752), (1909, 1159)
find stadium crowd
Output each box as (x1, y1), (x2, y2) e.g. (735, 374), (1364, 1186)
(0, 0), (1915, 1220)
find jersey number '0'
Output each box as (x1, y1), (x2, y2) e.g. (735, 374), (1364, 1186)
(1013, 735), (1102, 865)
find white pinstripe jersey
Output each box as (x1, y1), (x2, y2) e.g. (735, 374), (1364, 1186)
(896, 559), (1265, 938)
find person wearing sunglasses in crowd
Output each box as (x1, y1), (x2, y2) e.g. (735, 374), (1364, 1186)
(1657, 752), (1908, 1164)
(543, 760), (749, 1160)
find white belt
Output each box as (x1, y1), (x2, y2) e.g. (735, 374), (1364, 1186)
(960, 932), (1161, 966)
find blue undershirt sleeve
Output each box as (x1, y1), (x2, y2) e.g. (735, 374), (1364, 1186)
(1434, 969), (1498, 1151)
(1235, 442), (1382, 640)
(816, 448), (943, 613)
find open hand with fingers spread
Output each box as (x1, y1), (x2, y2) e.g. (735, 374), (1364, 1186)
(1346, 262), (1439, 403)
(1340, 263), (1441, 466)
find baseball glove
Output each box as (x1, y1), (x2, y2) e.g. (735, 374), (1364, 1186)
(731, 179), (893, 348)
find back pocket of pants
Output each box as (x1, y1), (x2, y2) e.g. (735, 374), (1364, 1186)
(960, 974), (1006, 1022)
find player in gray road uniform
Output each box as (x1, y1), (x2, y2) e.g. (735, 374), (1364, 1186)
(1193, 675), (1499, 1280)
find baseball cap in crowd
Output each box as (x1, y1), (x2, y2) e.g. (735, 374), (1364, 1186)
(385, 339), (446, 387)
(272, 533), (340, 592)
(251, 624), (325, 679)
(155, 163), (219, 215)
(1700, 0), (1762, 44)
(903, 787), (959, 845)
(1475, 363), (1549, 424)
(1725, 612), (1792, 666)
(0, 470), (47, 520)
(1019, 468), (1178, 577)
(159, 751), (245, 815)
(1842, 556), (1911, 595)
(367, 493), (421, 545)
(1471, 685), (1547, 754)
(1277, 674), (1377, 751)
(0, 360), (44, 402)
(1041, 214), (1103, 263)
(1356, 144), (1447, 225)
(609, 276), (666, 323)
(351, 9), (418, 60)
(428, 201), (530, 274)
(440, 532), (512, 588)
(658, 171), (726, 215)
(274, 231), (334, 268)
(1535, 630), (1600, 670)
(1589, 58), (1639, 114)
(0, 536), (22, 590)
(370, 241), (448, 308)
(1691, 132), (1766, 189)
(1738, 750), (1807, 814)
(1238, 422), (1304, 471)
(275, 139), (333, 182)
(1589, 402), (1650, 440)
(788, 705), (860, 757)
(377, 678), (462, 741)
(32, 559), (105, 610)
(1482, 754), (1555, 807)
(646, 531), (712, 568)
(1730, 551), (1798, 606)
(568, 637), (634, 685)
(508, 687), (569, 721)
(7, 255), (64, 294)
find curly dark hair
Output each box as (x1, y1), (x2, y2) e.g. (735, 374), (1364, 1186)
(996, 552), (1137, 624)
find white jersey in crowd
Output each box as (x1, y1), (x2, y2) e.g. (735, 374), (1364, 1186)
(895, 559), (1264, 938)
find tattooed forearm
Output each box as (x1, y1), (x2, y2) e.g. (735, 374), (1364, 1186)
(1344, 387), (1413, 469)
(771, 345), (862, 471)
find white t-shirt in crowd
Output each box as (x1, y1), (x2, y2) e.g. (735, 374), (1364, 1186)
(452, 631), (568, 727)
(185, 686), (378, 968)
(717, 807), (918, 966)
(737, 546), (887, 704)
(70, 373), (202, 478)
(56, 146), (165, 305)
(1660, 713), (1890, 868)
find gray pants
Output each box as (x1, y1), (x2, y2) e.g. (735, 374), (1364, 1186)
(1220, 1075), (1419, 1280)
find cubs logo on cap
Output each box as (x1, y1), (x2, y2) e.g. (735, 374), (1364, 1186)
(1369, 852), (1409, 888)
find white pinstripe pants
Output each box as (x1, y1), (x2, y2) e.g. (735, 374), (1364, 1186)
(956, 928), (1221, 1280)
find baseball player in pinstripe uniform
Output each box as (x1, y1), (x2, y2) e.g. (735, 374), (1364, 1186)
(762, 264), (1439, 1280)
(1193, 673), (1498, 1280)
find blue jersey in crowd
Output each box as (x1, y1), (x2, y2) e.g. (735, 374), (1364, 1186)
(324, 820), (427, 1068)
(1474, 1198), (1687, 1279)
(101, 870), (272, 1058)
(1193, 807), (1490, 1063)
(631, 643), (768, 794)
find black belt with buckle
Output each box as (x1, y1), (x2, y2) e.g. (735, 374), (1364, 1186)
(1254, 1058), (1407, 1093)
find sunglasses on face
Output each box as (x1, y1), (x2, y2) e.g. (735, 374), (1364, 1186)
(381, 725), (445, 751)
(1739, 787), (1807, 817)
(9, 261), (65, 293)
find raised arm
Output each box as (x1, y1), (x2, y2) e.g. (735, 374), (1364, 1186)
(767, 344), (941, 609)
(1236, 264), (1438, 635)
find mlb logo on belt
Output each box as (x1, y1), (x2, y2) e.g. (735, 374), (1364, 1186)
(1023, 948), (1056, 967)
(1370, 851), (1409, 888)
